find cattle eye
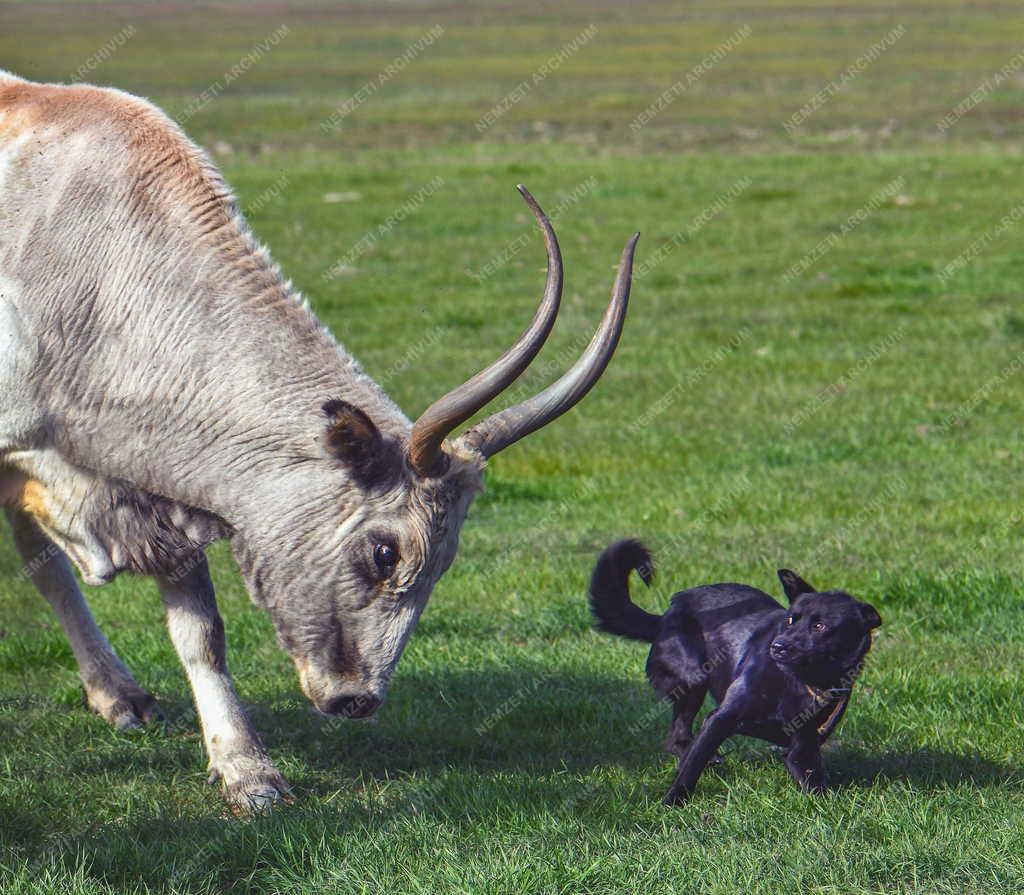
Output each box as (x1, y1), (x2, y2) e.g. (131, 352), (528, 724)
(373, 543), (399, 575)
(813, 622), (826, 632)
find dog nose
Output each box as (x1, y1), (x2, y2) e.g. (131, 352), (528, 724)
(770, 640), (788, 657)
(321, 694), (380, 719)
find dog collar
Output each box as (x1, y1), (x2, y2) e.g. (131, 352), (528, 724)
(805, 685), (848, 735)
(805, 684), (849, 702)
(805, 637), (870, 705)
(806, 688), (847, 700)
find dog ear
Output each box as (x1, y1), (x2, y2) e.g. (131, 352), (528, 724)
(777, 568), (815, 603)
(859, 603), (882, 630)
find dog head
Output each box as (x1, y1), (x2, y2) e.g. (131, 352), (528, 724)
(769, 569), (882, 687)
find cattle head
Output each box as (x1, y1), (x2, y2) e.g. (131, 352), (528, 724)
(233, 187), (638, 719)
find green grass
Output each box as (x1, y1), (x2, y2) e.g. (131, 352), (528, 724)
(3, 1), (1024, 892)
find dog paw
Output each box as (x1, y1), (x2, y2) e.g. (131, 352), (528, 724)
(663, 787), (691, 807)
(664, 737), (692, 759)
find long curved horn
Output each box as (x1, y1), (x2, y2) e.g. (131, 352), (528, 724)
(407, 186), (563, 476)
(459, 232), (639, 459)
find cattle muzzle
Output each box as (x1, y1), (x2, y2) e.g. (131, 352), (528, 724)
(317, 692), (381, 719)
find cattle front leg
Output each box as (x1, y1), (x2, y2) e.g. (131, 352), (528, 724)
(157, 556), (290, 814)
(5, 508), (162, 730)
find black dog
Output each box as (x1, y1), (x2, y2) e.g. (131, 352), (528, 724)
(589, 540), (881, 805)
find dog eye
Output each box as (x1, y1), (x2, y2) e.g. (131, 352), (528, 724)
(813, 622), (826, 632)
(373, 542), (399, 576)
(787, 616), (794, 625)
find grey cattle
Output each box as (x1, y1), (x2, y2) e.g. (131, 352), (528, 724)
(0, 72), (637, 811)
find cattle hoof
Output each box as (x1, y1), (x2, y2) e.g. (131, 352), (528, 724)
(113, 711), (145, 732)
(243, 785), (285, 815)
(223, 770), (293, 817)
(89, 688), (164, 733)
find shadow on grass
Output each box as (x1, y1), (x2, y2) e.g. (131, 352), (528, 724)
(7, 665), (1022, 792)
(827, 746), (1024, 790)
(3, 666), (1022, 893)
(258, 669), (657, 779)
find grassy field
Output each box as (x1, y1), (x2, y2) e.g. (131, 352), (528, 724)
(3, 1), (1024, 892)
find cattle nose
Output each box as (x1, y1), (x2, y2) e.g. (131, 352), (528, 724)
(321, 693), (380, 719)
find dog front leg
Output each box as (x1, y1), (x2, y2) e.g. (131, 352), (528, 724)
(784, 736), (826, 794)
(157, 555), (291, 814)
(663, 707), (737, 806)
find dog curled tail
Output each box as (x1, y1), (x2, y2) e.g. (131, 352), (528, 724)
(588, 539), (662, 642)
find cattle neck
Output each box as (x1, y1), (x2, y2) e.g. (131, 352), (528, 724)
(46, 273), (412, 526)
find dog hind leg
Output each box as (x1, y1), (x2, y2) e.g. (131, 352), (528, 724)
(646, 620), (713, 760)
(664, 684), (707, 758)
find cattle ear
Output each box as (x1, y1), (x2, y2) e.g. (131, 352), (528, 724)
(322, 400), (384, 476)
(860, 603), (882, 630)
(777, 568), (815, 604)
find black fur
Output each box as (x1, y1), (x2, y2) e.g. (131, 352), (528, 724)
(588, 538), (660, 641)
(589, 539), (882, 805)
